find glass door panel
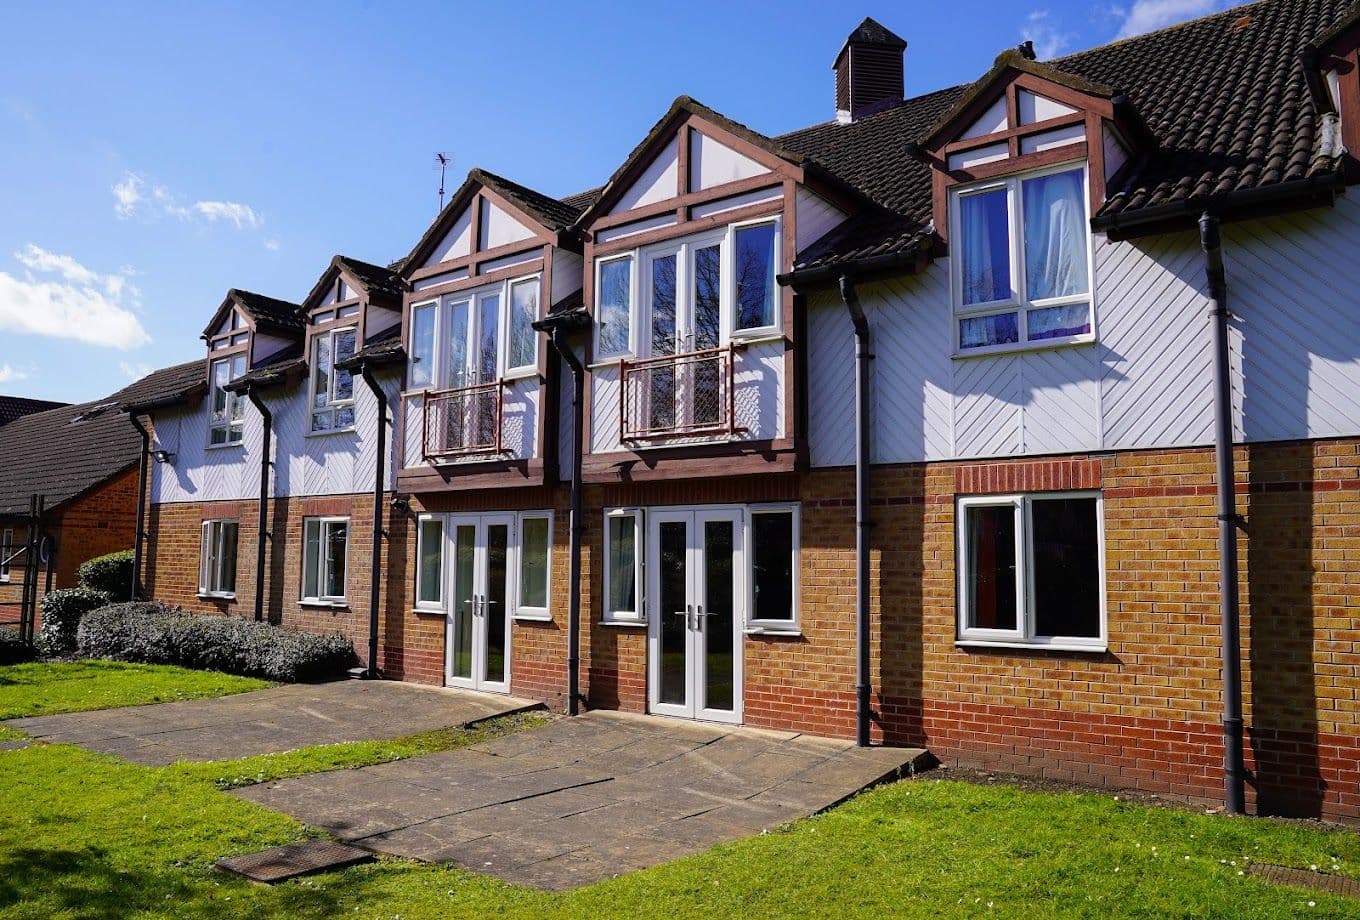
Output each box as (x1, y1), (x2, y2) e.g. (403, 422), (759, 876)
(483, 521), (510, 685)
(657, 519), (689, 708)
(648, 252), (679, 431)
(700, 518), (736, 715)
(449, 522), (476, 683)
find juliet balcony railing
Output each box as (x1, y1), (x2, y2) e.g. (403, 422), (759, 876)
(619, 343), (746, 443)
(423, 380), (506, 460)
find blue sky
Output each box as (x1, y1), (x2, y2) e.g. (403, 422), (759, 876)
(0, 0), (1233, 402)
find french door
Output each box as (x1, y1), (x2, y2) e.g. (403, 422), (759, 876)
(445, 513), (513, 694)
(647, 508), (743, 723)
(643, 236), (724, 431)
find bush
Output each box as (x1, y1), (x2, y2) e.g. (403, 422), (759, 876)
(39, 587), (112, 656)
(77, 550), (135, 601)
(0, 628), (35, 665)
(77, 603), (355, 682)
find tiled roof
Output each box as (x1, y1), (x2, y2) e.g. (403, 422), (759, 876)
(473, 169), (585, 232)
(0, 396), (69, 428)
(336, 256), (406, 299)
(223, 347), (307, 393)
(230, 289), (306, 333)
(779, 0), (1354, 272)
(840, 17), (907, 51)
(114, 359), (208, 412)
(559, 188), (602, 213)
(335, 324), (405, 370)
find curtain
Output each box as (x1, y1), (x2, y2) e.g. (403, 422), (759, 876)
(960, 189), (1009, 305)
(1023, 170), (1088, 301)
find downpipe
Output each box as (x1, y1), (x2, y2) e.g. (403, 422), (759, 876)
(128, 413), (151, 600)
(839, 274), (873, 748)
(360, 364), (390, 679)
(547, 327), (585, 716)
(1200, 212), (1247, 815)
(244, 387), (272, 624)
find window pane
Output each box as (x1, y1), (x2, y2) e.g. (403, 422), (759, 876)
(1029, 303), (1091, 341)
(334, 406), (355, 429)
(520, 516), (549, 609)
(417, 518), (442, 604)
(959, 312), (1019, 349)
(312, 411), (332, 432)
(965, 504), (1017, 631)
(324, 521), (347, 598)
(959, 188), (1011, 305)
(220, 522), (238, 594)
(1022, 169), (1088, 301)
(303, 521), (320, 599)
(607, 515), (636, 614)
(735, 223), (777, 330)
(410, 304), (436, 388)
(1032, 497), (1101, 638)
(752, 512), (794, 621)
(211, 359), (230, 421)
(692, 244), (721, 350)
(509, 280), (538, 369)
(446, 300), (469, 388)
(650, 254), (677, 356)
(312, 335), (331, 409)
(333, 329), (357, 401)
(598, 259), (631, 355)
(477, 293), (500, 382)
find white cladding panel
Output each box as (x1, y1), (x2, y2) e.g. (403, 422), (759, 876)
(365, 304), (401, 340)
(1017, 89), (1077, 125)
(252, 331), (294, 367)
(551, 250), (584, 307)
(610, 138), (679, 214)
(807, 198), (1360, 467)
(795, 187), (847, 252)
(689, 130), (768, 191)
(1103, 126), (1129, 182)
(150, 370), (399, 503)
(399, 378), (541, 469)
(424, 207), (473, 267)
(961, 96), (1008, 139)
(479, 197), (535, 250)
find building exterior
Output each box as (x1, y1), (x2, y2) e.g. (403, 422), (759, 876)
(134, 0), (1360, 822)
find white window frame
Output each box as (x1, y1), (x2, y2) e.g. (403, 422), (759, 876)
(744, 503), (800, 634)
(594, 254), (637, 361)
(413, 273), (542, 391)
(512, 510), (554, 621)
(197, 519), (238, 598)
(729, 217), (782, 339)
(208, 354), (246, 447)
(505, 276), (541, 377)
(948, 160), (1095, 357)
(602, 508), (644, 624)
(308, 325), (359, 433)
(413, 513), (444, 612)
(956, 491), (1107, 651)
(301, 516), (349, 604)
(0, 528), (12, 583)
(407, 300), (438, 392)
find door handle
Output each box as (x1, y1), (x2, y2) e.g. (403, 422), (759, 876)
(695, 604), (704, 629)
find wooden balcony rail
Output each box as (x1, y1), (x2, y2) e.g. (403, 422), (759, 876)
(423, 379), (506, 460)
(619, 343), (746, 443)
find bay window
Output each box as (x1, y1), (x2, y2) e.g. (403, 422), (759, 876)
(302, 516), (348, 603)
(406, 273), (541, 391)
(951, 163), (1092, 353)
(198, 519), (238, 598)
(957, 492), (1105, 649)
(747, 505), (798, 631)
(310, 327), (358, 432)
(209, 354), (247, 445)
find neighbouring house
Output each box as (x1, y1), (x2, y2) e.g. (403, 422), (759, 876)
(133, 0), (1360, 823)
(0, 363), (202, 622)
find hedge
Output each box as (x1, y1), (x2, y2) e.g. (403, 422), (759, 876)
(76, 550), (135, 601)
(39, 587), (112, 656)
(0, 628), (35, 665)
(77, 603), (356, 682)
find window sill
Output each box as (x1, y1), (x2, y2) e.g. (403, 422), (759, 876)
(955, 639), (1107, 654)
(744, 624), (801, 637)
(412, 606), (444, 617)
(305, 427), (357, 439)
(299, 599), (348, 609)
(952, 335), (1096, 360)
(197, 593), (236, 601)
(597, 618), (647, 628)
(588, 357), (629, 371)
(513, 613), (554, 623)
(205, 440), (245, 451)
(729, 330), (784, 347)
(502, 368), (540, 383)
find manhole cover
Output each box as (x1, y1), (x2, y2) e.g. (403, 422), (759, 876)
(215, 840), (374, 883)
(1248, 863), (1360, 898)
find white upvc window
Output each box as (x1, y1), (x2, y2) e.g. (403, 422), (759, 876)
(209, 354), (247, 445)
(198, 519), (239, 598)
(593, 216), (782, 360)
(0, 528), (12, 583)
(414, 514), (444, 611)
(514, 511), (553, 620)
(949, 161), (1094, 355)
(745, 504), (799, 632)
(603, 508), (643, 623)
(310, 326), (358, 432)
(405, 273), (541, 392)
(302, 516), (349, 603)
(956, 491), (1106, 651)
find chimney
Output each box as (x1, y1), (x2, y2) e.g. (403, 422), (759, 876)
(834, 17), (907, 124)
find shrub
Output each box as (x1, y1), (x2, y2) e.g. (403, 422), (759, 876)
(0, 628), (35, 665)
(77, 550), (135, 601)
(78, 603), (355, 682)
(39, 587), (112, 656)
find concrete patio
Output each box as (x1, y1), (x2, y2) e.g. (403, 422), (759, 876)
(235, 710), (931, 890)
(5, 680), (535, 765)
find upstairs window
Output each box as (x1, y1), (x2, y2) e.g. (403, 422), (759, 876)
(209, 354), (247, 445)
(406, 273), (541, 391)
(596, 257), (633, 359)
(951, 164), (1092, 354)
(310, 326), (357, 432)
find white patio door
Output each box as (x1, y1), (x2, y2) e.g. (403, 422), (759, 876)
(647, 508), (743, 723)
(445, 513), (514, 694)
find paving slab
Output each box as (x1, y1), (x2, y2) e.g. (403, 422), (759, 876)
(235, 710), (931, 890)
(5, 680), (536, 765)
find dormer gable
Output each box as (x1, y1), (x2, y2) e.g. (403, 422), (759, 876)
(200, 289), (304, 371)
(300, 254), (406, 345)
(917, 49), (1155, 244)
(1304, 5), (1360, 182)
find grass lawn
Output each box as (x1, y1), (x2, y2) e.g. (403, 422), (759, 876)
(0, 662), (1358, 918)
(0, 661), (268, 721)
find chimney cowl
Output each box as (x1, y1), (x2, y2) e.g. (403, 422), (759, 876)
(835, 17), (907, 124)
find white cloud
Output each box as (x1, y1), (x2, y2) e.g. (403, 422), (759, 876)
(118, 361), (153, 380)
(263, 238), (280, 252)
(1022, 10), (1075, 60)
(0, 245), (150, 350)
(1113, 0), (1226, 39)
(0, 364), (29, 384)
(112, 171), (264, 231)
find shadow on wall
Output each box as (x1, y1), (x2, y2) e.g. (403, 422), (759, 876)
(871, 464), (927, 746)
(267, 498), (288, 627)
(381, 499), (409, 677)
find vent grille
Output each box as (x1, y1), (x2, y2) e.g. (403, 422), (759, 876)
(848, 45), (904, 118)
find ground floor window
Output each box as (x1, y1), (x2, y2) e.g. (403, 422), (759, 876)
(411, 511), (553, 620)
(415, 515), (443, 610)
(198, 520), (238, 597)
(956, 492), (1105, 649)
(748, 505), (798, 631)
(516, 512), (552, 619)
(302, 517), (348, 603)
(0, 528), (12, 582)
(604, 509), (642, 623)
